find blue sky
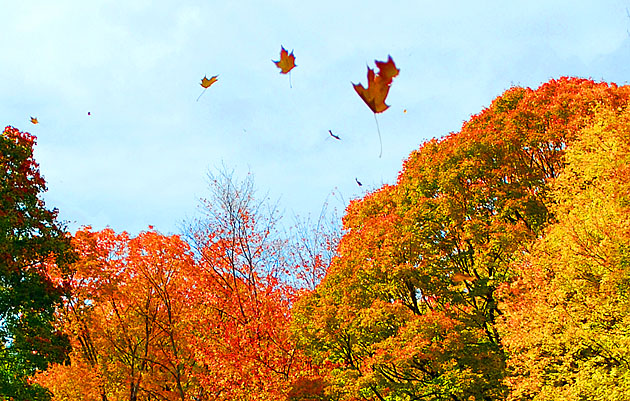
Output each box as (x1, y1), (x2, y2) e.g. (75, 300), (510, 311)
(2, 0), (630, 235)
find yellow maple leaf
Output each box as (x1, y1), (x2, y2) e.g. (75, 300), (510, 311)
(30, 117), (38, 124)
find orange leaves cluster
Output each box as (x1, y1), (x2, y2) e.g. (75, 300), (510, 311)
(41, 227), (197, 401)
(40, 185), (323, 401)
(353, 56), (399, 113)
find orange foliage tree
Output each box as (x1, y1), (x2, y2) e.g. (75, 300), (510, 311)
(292, 78), (630, 400)
(37, 228), (199, 401)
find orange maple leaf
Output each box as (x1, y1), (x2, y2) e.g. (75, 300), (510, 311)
(197, 75), (218, 101)
(30, 117), (38, 124)
(201, 75), (218, 88)
(353, 56), (399, 113)
(273, 46), (296, 74)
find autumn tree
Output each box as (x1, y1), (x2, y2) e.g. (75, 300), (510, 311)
(498, 105), (630, 400)
(0, 126), (74, 400)
(183, 169), (324, 400)
(292, 78), (630, 400)
(36, 228), (200, 401)
(37, 169), (335, 401)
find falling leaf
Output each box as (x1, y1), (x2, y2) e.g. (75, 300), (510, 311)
(352, 56), (399, 114)
(355, 178), (363, 186)
(329, 130), (341, 140)
(30, 117), (38, 124)
(273, 46), (296, 74)
(197, 75), (218, 101)
(88, 111), (91, 116)
(201, 75), (218, 88)
(352, 56), (400, 158)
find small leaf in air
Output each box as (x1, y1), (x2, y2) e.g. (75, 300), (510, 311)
(201, 75), (218, 88)
(273, 46), (296, 74)
(197, 75), (218, 101)
(30, 117), (38, 124)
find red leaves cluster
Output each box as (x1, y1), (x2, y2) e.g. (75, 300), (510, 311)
(1, 126), (71, 273)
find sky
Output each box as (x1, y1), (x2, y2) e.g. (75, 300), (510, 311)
(2, 0), (630, 235)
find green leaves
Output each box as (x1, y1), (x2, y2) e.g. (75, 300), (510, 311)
(0, 126), (74, 400)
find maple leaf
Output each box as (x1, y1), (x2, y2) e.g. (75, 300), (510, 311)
(352, 56), (400, 157)
(273, 46), (296, 74)
(201, 75), (218, 88)
(197, 75), (218, 101)
(353, 56), (399, 114)
(30, 117), (38, 124)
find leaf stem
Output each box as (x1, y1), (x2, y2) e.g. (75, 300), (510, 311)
(196, 89), (207, 102)
(374, 113), (382, 158)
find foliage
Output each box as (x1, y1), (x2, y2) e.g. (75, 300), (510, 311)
(292, 78), (630, 400)
(183, 170), (321, 400)
(498, 105), (630, 400)
(37, 171), (335, 401)
(36, 228), (199, 401)
(0, 126), (74, 400)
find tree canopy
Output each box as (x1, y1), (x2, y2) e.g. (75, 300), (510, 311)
(0, 126), (74, 400)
